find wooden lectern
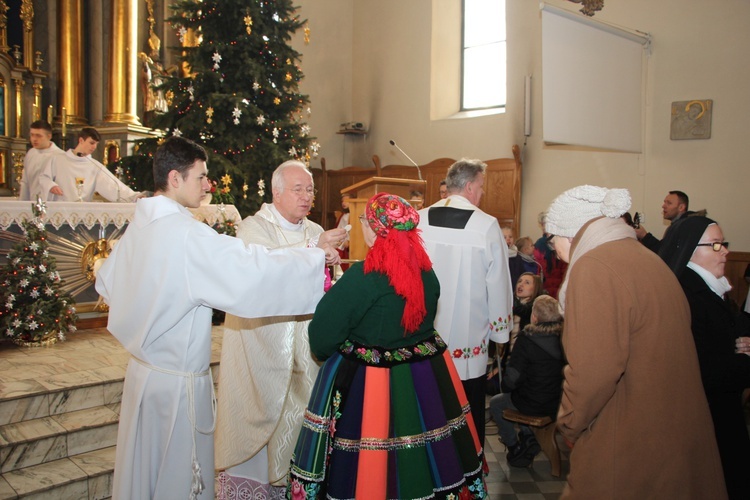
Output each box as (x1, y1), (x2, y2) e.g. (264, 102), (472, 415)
(342, 177), (427, 261)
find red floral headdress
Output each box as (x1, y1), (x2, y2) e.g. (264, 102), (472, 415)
(363, 193), (433, 334)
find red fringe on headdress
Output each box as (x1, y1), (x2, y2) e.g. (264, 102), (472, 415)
(364, 228), (433, 334)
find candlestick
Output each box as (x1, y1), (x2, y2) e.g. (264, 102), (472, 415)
(47, 105), (53, 125)
(61, 107), (67, 136)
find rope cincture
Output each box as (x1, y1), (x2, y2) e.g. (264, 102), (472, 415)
(132, 356), (217, 499)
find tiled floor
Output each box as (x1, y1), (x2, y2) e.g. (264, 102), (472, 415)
(483, 412), (569, 499)
(2, 327), (568, 498)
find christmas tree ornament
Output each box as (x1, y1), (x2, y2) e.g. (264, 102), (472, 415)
(304, 24), (311, 44)
(206, 106), (214, 124)
(212, 51), (222, 70)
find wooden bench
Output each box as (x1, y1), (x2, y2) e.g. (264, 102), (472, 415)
(502, 409), (562, 477)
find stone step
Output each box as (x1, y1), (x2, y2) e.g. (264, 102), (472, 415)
(0, 405), (118, 474)
(0, 445), (115, 500)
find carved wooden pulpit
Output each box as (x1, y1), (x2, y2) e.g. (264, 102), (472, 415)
(341, 177), (427, 261)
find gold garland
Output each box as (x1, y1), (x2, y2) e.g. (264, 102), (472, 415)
(11, 330), (62, 347)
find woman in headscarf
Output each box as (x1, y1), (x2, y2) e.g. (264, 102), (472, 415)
(287, 193), (487, 499)
(659, 215), (750, 499)
(544, 185), (726, 499)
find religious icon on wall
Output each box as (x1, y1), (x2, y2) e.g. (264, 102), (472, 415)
(670, 99), (712, 140)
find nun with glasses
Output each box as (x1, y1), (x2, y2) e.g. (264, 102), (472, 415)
(659, 215), (750, 499)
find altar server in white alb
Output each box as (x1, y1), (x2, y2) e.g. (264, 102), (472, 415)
(417, 158), (513, 445)
(215, 160), (346, 498)
(19, 120), (62, 201)
(95, 137), (338, 500)
(37, 127), (142, 202)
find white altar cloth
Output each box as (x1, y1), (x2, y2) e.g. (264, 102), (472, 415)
(0, 200), (241, 231)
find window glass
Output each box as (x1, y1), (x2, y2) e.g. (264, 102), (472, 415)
(462, 0), (506, 110)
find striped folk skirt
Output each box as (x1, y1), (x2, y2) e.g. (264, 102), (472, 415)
(287, 333), (487, 499)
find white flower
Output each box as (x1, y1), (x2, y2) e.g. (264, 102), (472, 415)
(253, 82), (260, 91)
(12, 319), (21, 328)
(257, 179), (265, 189)
(30, 289), (40, 298)
(256, 114), (265, 125)
(301, 125), (310, 136)
(43, 250), (49, 257)
(29, 242), (39, 251)
(289, 146), (297, 157)
(212, 51), (222, 70)
(39, 264), (46, 273)
(5, 328), (13, 337)
(233, 118), (240, 125)
(178, 26), (187, 43)
(44, 286), (54, 296)
(5, 302), (12, 309)
(19, 279), (29, 288)
(310, 141), (321, 153)
(172, 128), (182, 137)
(8, 294), (14, 302)
(272, 127), (279, 138)
(28, 320), (38, 330)
(187, 83), (195, 102)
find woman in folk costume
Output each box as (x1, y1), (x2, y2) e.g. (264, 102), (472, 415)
(658, 215), (750, 499)
(287, 193), (487, 499)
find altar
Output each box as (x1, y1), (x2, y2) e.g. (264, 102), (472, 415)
(0, 199), (241, 313)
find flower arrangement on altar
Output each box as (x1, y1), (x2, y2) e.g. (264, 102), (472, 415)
(210, 174), (236, 205)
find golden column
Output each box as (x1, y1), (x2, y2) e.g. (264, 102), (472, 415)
(32, 83), (42, 120)
(104, 0), (141, 125)
(13, 77), (24, 137)
(58, 0), (86, 125)
(20, 0), (34, 69)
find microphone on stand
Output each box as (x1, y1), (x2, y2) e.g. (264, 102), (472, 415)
(389, 140), (422, 180)
(82, 155), (123, 202)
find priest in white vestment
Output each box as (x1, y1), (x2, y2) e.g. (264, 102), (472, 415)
(95, 138), (340, 500)
(417, 158), (513, 446)
(215, 161), (347, 498)
(37, 127), (141, 202)
(19, 120), (62, 201)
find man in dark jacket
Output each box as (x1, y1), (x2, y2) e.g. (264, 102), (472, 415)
(489, 295), (564, 467)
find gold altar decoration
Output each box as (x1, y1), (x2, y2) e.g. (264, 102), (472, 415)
(11, 152), (23, 198)
(20, 0), (34, 69)
(13, 77), (23, 138)
(105, 0), (141, 125)
(0, 1), (8, 50)
(58, 0), (86, 125)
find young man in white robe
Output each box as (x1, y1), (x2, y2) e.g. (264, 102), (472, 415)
(95, 137), (340, 500)
(37, 127), (142, 202)
(19, 120), (62, 201)
(417, 158), (514, 446)
(215, 161), (346, 498)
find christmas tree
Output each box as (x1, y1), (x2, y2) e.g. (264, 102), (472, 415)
(0, 201), (78, 346)
(117, 0), (318, 217)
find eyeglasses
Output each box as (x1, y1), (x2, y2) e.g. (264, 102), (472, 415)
(696, 241), (729, 252)
(289, 187), (317, 198)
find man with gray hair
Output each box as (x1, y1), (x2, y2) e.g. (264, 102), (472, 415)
(215, 160), (345, 498)
(417, 158), (513, 447)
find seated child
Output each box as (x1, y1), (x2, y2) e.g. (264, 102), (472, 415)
(489, 295), (564, 468)
(498, 272), (544, 372)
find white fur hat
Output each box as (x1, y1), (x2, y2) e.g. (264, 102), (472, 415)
(545, 185), (631, 238)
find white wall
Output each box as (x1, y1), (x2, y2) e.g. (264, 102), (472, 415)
(293, 0), (354, 172)
(297, 0), (750, 249)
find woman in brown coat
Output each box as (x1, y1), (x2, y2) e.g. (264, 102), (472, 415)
(545, 185), (726, 499)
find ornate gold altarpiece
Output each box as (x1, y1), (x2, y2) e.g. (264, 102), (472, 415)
(0, 200), (241, 313)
